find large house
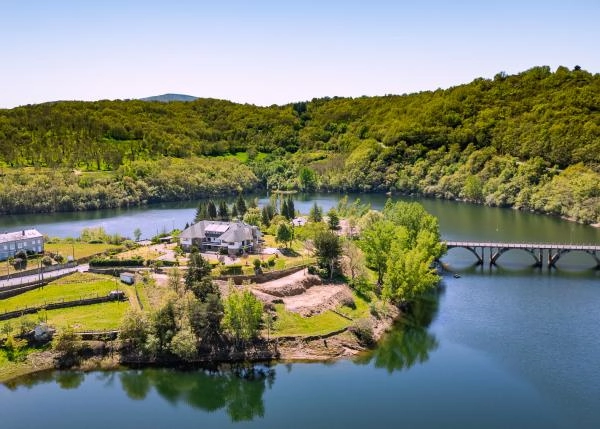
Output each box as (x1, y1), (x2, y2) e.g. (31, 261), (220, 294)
(179, 220), (262, 255)
(0, 229), (44, 261)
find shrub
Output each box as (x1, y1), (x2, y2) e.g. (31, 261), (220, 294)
(4, 335), (28, 362)
(12, 257), (27, 270)
(219, 264), (243, 275)
(369, 301), (389, 320)
(340, 294), (356, 310)
(349, 276), (373, 300)
(41, 255), (53, 267)
(53, 253), (65, 264)
(89, 258), (145, 267)
(349, 319), (375, 346)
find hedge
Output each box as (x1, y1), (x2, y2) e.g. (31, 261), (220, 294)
(89, 258), (145, 267)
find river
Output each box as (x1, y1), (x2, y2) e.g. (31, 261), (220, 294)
(1, 193), (599, 428)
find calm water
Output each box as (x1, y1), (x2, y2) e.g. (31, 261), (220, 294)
(1, 194), (600, 428)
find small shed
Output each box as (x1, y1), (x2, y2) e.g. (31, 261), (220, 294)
(109, 290), (126, 300)
(119, 272), (135, 285)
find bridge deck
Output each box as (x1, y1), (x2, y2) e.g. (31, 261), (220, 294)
(445, 241), (600, 251)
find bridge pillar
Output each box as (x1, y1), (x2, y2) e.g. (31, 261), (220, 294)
(535, 249), (543, 268)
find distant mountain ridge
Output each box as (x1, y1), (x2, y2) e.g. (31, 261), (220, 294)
(140, 93), (198, 102)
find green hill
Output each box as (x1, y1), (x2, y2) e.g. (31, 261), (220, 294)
(140, 93), (198, 102)
(0, 66), (598, 222)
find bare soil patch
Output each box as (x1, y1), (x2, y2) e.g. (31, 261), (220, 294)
(252, 270), (354, 316)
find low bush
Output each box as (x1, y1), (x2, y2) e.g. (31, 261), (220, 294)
(219, 264), (243, 275)
(340, 294), (356, 310)
(349, 319), (375, 346)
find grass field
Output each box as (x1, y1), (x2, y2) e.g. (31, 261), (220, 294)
(45, 242), (121, 260)
(272, 305), (350, 337)
(271, 293), (370, 337)
(34, 301), (129, 331)
(116, 246), (163, 260)
(0, 273), (120, 314)
(0, 301), (130, 334)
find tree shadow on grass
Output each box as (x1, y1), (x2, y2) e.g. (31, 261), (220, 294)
(279, 248), (300, 257)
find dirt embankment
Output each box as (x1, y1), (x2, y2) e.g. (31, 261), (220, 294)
(251, 270), (355, 317)
(249, 270), (400, 360)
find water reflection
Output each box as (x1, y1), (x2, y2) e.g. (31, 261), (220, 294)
(4, 364), (275, 423)
(119, 365), (275, 422)
(355, 291), (440, 372)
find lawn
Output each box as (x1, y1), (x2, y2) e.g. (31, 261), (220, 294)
(272, 304), (350, 337)
(35, 301), (129, 331)
(0, 301), (130, 334)
(271, 292), (371, 337)
(0, 273), (121, 314)
(45, 242), (121, 260)
(334, 294), (371, 319)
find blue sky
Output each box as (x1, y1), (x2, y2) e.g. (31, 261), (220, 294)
(1, 0), (599, 107)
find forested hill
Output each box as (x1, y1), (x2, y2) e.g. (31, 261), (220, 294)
(0, 65), (599, 223)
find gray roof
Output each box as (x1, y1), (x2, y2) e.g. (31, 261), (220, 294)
(221, 224), (254, 242)
(180, 221), (259, 242)
(0, 229), (44, 244)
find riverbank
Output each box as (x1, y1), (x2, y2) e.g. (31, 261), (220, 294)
(0, 304), (399, 384)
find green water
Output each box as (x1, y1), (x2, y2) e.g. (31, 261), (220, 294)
(1, 194), (599, 428)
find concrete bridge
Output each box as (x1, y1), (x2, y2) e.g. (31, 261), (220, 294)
(445, 241), (600, 268)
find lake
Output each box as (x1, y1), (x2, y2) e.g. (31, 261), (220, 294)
(1, 193), (599, 428)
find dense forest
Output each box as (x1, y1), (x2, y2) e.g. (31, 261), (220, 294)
(0, 65), (598, 223)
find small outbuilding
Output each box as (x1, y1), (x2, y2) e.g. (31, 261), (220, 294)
(119, 272), (135, 285)
(109, 290), (126, 300)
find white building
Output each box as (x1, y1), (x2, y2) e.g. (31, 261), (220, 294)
(0, 229), (44, 261)
(180, 220), (262, 255)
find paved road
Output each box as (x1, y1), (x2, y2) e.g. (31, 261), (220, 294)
(0, 264), (89, 289)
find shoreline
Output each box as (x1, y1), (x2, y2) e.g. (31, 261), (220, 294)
(0, 305), (399, 385)
(0, 189), (598, 227)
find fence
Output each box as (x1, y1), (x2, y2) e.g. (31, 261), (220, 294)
(214, 264), (308, 285)
(0, 294), (128, 321)
(0, 262), (77, 282)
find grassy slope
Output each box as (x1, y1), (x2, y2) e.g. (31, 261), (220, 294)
(272, 293), (370, 337)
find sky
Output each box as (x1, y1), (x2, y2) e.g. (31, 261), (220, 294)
(1, 0), (599, 108)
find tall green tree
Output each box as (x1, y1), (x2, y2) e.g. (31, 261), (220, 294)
(207, 200), (218, 220)
(185, 251), (218, 301)
(222, 286), (264, 345)
(313, 230), (342, 279)
(218, 201), (230, 220)
(327, 208), (340, 230)
(195, 202), (208, 222)
(235, 194), (247, 217)
(359, 220), (403, 285)
(243, 207), (262, 227)
(276, 221), (293, 248)
(382, 243), (439, 303)
(308, 202), (323, 222)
